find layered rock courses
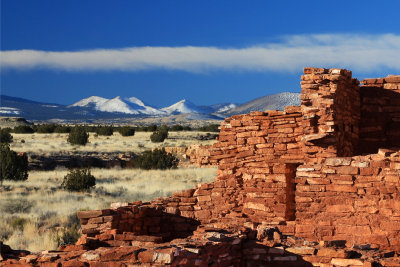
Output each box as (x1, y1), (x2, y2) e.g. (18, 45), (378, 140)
(2, 68), (400, 266)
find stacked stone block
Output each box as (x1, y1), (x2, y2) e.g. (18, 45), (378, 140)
(77, 202), (200, 242)
(301, 68), (360, 162)
(242, 163), (297, 224)
(360, 75), (400, 153)
(185, 144), (216, 166)
(208, 108), (304, 224)
(295, 150), (400, 250)
(4, 67), (400, 266)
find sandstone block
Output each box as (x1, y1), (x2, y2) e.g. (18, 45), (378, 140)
(337, 166), (359, 175)
(77, 210), (112, 219)
(317, 248), (351, 258)
(331, 258), (364, 266)
(325, 157), (352, 166)
(285, 246), (316, 255)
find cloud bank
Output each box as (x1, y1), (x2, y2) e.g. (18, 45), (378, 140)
(1, 34), (400, 73)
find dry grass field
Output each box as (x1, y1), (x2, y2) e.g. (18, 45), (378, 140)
(0, 167), (217, 252)
(1, 131), (218, 252)
(10, 131), (217, 154)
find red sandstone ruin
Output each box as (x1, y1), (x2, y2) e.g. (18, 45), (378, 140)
(2, 68), (400, 266)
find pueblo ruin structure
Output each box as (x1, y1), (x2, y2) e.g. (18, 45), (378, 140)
(2, 68), (400, 266)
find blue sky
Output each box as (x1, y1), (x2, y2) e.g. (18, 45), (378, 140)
(1, 0), (400, 107)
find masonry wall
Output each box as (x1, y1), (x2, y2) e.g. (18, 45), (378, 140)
(300, 68), (360, 162)
(293, 152), (400, 250)
(76, 108), (306, 241)
(359, 75), (400, 154)
(210, 109), (304, 224)
(75, 68), (400, 251)
(15, 67), (400, 266)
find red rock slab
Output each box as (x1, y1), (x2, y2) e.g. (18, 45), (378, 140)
(77, 210), (113, 219)
(98, 246), (141, 262)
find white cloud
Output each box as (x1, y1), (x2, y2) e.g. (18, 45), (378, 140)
(1, 34), (400, 73)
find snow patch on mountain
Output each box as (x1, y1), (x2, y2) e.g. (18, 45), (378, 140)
(216, 103), (236, 113)
(70, 96), (237, 116)
(0, 107), (22, 115)
(125, 97), (146, 107)
(70, 96), (108, 109)
(161, 99), (206, 115)
(125, 97), (166, 115)
(70, 96), (167, 115)
(98, 97), (140, 114)
(224, 92), (301, 115)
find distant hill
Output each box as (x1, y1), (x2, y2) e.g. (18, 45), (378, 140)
(222, 92), (300, 116)
(0, 116), (32, 128)
(0, 95), (133, 121)
(0, 92), (300, 122)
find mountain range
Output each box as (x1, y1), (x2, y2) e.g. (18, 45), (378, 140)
(0, 92), (300, 122)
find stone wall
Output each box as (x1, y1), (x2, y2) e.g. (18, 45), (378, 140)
(71, 68), (400, 262)
(359, 75), (400, 154)
(3, 68), (400, 266)
(185, 144), (216, 166)
(301, 68), (360, 162)
(294, 150), (400, 250)
(77, 202), (199, 242)
(205, 108), (304, 224)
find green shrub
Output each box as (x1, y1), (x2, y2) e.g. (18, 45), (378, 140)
(54, 125), (72, 133)
(118, 126), (135, 137)
(96, 126), (114, 136)
(0, 128), (13, 143)
(67, 127), (89, 146)
(13, 125), (34, 134)
(61, 168), (96, 192)
(0, 144), (29, 184)
(150, 129), (168, 143)
(36, 124), (56, 133)
(132, 148), (178, 170)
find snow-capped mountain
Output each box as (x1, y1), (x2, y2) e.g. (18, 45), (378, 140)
(72, 97), (233, 116)
(125, 97), (165, 115)
(70, 96), (165, 116)
(0, 92), (300, 122)
(70, 96), (108, 109)
(99, 97), (140, 114)
(223, 92), (301, 116)
(161, 99), (208, 115)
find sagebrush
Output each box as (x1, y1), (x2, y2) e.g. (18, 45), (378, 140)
(0, 128), (13, 144)
(67, 127), (89, 145)
(0, 144), (29, 183)
(61, 168), (96, 191)
(150, 129), (168, 143)
(132, 148), (178, 170)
